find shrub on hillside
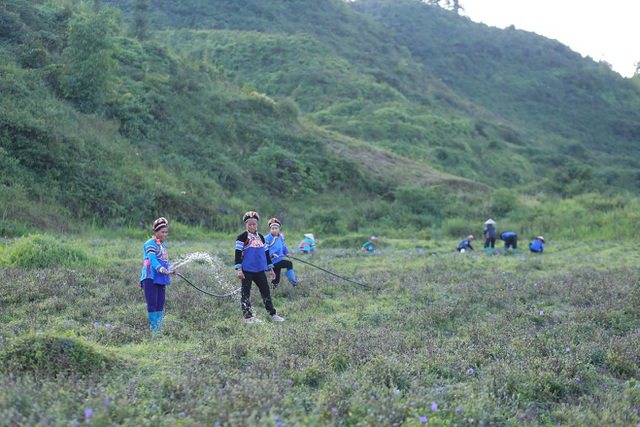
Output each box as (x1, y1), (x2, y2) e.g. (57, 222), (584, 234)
(0, 334), (115, 378)
(3, 234), (93, 268)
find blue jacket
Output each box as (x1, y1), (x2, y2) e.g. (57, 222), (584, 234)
(265, 233), (290, 265)
(140, 237), (171, 285)
(235, 231), (274, 273)
(501, 232), (517, 240)
(457, 239), (474, 251)
(530, 239), (544, 252)
(298, 237), (315, 253)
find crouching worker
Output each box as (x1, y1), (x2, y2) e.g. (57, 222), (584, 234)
(235, 211), (284, 323)
(501, 231), (518, 254)
(140, 217), (176, 334)
(265, 217), (303, 289)
(529, 236), (545, 253)
(457, 235), (475, 252)
(298, 233), (316, 253)
(361, 236), (377, 253)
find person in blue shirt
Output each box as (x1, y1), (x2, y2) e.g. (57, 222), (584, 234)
(140, 217), (177, 334)
(500, 231), (518, 254)
(235, 211), (284, 323)
(265, 217), (303, 289)
(483, 219), (497, 252)
(457, 235), (475, 252)
(529, 236), (545, 253)
(298, 233), (316, 253)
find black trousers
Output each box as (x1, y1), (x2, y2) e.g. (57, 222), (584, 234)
(484, 237), (496, 248)
(272, 259), (293, 285)
(503, 235), (518, 249)
(240, 271), (276, 319)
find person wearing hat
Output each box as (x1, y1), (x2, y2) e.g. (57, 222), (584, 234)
(483, 219), (497, 252)
(500, 231), (518, 254)
(140, 217), (177, 334)
(298, 233), (316, 253)
(361, 236), (377, 253)
(235, 211), (284, 323)
(457, 235), (475, 252)
(529, 236), (545, 253)
(265, 217), (303, 289)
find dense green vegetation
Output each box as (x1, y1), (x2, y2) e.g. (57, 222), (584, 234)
(2, 236), (640, 425)
(1, 0), (639, 238)
(3, 2), (640, 424)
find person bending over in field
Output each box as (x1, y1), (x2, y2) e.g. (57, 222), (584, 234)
(457, 235), (475, 252)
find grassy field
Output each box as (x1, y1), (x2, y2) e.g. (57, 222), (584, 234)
(1, 234), (640, 426)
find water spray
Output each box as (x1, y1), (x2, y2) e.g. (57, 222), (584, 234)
(172, 252), (241, 298)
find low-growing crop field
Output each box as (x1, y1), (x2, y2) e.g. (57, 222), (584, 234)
(1, 235), (640, 426)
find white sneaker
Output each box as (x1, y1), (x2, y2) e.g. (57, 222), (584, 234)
(245, 317), (262, 323)
(272, 314), (284, 322)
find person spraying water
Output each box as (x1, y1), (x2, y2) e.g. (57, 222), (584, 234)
(139, 217), (177, 334)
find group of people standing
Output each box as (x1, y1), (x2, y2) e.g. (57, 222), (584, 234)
(457, 219), (545, 255)
(139, 213), (547, 334)
(140, 212), (312, 332)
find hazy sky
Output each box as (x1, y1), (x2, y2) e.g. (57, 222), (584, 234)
(462, 0), (639, 77)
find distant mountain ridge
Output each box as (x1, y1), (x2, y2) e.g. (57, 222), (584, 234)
(1, 0), (639, 234)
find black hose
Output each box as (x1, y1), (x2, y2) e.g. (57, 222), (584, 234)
(176, 273), (241, 297)
(291, 256), (371, 288)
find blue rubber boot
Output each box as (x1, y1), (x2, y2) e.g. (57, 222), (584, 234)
(285, 269), (303, 287)
(156, 311), (164, 333)
(148, 312), (159, 333)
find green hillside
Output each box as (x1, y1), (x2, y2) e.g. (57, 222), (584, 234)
(1, 0), (639, 237)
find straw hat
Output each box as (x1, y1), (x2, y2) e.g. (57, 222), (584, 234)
(304, 233), (315, 241)
(484, 219), (496, 225)
(537, 236), (545, 242)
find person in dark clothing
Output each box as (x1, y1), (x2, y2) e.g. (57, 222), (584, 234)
(501, 231), (518, 254)
(457, 235), (475, 252)
(235, 211), (284, 323)
(483, 219), (497, 252)
(529, 236), (545, 253)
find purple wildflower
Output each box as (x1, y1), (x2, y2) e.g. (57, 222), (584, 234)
(419, 416), (427, 423)
(539, 310), (544, 315)
(456, 407), (461, 413)
(105, 324), (111, 330)
(565, 347), (570, 352)
(93, 322), (99, 328)
(468, 368), (474, 374)
(85, 409), (93, 420)
(431, 402), (438, 411)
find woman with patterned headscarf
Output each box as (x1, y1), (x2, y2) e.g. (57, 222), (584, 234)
(139, 217), (176, 334)
(235, 211), (284, 323)
(264, 217), (303, 289)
